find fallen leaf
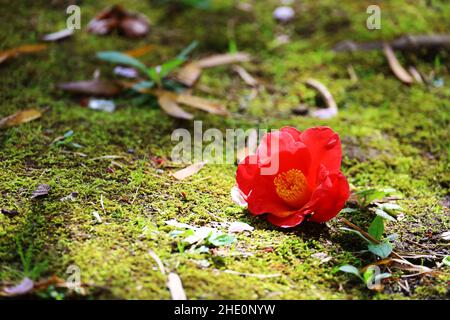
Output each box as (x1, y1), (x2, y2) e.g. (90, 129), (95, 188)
(195, 52), (251, 68)
(383, 43), (414, 84)
(31, 184), (51, 199)
(232, 65), (258, 86)
(157, 93), (194, 120)
(2, 278), (34, 296)
(176, 94), (229, 116)
(228, 221), (253, 233)
(171, 161), (207, 180)
(87, 5), (150, 38)
(42, 29), (73, 42)
(124, 44), (156, 58)
(167, 273), (187, 300)
(120, 16), (150, 38)
(176, 63), (203, 86)
(0, 44), (47, 65)
(0, 108), (42, 128)
(57, 80), (122, 97)
(305, 79), (338, 119)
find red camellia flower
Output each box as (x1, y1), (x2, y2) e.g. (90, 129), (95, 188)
(236, 126), (350, 228)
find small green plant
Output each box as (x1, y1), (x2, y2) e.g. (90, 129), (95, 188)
(341, 215), (397, 259)
(337, 264), (391, 290)
(97, 41), (198, 89)
(52, 130), (82, 149)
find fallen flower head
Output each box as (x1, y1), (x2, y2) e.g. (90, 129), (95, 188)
(235, 126), (350, 228)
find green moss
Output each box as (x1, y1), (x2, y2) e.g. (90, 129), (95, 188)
(0, 0), (449, 299)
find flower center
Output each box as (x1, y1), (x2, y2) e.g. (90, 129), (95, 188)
(273, 169), (310, 208)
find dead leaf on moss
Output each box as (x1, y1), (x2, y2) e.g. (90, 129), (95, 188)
(305, 78), (338, 119)
(42, 29), (73, 42)
(158, 92), (194, 120)
(383, 43), (414, 84)
(176, 52), (251, 87)
(171, 161), (207, 180)
(176, 63), (203, 86)
(176, 94), (228, 116)
(31, 184), (51, 199)
(2, 278), (34, 296)
(124, 44), (156, 58)
(0, 44), (47, 65)
(0, 108), (42, 128)
(195, 52), (251, 68)
(167, 273), (186, 300)
(57, 80), (122, 97)
(232, 65), (258, 86)
(87, 5), (150, 38)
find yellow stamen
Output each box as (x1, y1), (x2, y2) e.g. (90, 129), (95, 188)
(273, 169), (310, 208)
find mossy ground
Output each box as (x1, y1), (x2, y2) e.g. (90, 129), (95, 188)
(0, 0), (449, 299)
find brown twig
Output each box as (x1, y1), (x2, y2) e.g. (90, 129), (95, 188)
(334, 34), (450, 52)
(340, 217), (407, 261)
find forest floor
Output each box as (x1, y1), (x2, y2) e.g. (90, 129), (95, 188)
(0, 0), (449, 299)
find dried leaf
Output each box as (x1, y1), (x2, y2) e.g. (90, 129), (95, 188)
(232, 65), (258, 86)
(124, 44), (156, 58)
(176, 94), (229, 116)
(42, 29), (74, 42)
(176, 63), (203, 86)
(228, 221), (253, 233)
(120, 16), (150, 38)
(31, 184), (50, 199)
(171, 161), (207, 180)
(408, 66), (424, 84)
(383, 43), (414, 84)
(167, 273), (187, 300)
(3, 278), (34, 296)
(0, 108), (42, 129)
(157, 93), (193, 120)
(0, 44), (47, 65)
(87, 5), (149, 38)
(305, 79), (338, 119)
(195, 52), (251, 68)
(57, 80), (122, 97)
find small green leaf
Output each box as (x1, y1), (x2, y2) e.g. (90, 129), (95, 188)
(340, 227), (371, 243)
(207, 233), (236, 247)
(375, 208), (396, 222)
(362, 267), (376, 284)
(442, 256), (450, 267)
(368, 242), (393, 258)
(338, 265), (362, 280)
(354, 189), (386, 207)
(368, 216), (384, 240)
(96, 51), (148, 74)
(159, 58), (185, 78)
(177, 41), (198, 60)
